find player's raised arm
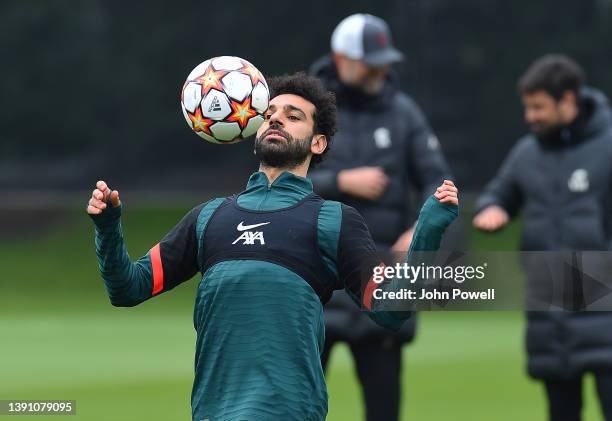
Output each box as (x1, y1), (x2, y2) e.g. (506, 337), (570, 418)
(87, 180), (202, 307)
(339, 180), (458, 330)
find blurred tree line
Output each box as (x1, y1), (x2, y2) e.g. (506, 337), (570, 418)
(1, 0), (611, 191)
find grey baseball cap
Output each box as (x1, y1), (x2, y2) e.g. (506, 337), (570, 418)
(331, 14), (404, 66)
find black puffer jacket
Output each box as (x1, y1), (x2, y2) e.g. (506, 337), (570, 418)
(476, 87), (612, 378)
(309, 55), (451, 343)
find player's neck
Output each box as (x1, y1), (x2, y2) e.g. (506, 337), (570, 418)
(259, 162), (309, 185)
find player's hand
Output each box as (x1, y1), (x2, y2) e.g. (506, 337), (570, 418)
(434, 179), (459, 206)
(87, 180), (121, 215)
(473, 205), (509, 231)
(337, 166), (390, 200)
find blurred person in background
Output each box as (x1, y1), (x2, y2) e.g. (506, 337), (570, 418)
(309, 13), (452, 421)
(473, 54), (612, 421)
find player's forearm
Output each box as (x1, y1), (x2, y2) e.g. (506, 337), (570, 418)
(369, 195), (458, 326)
(406, 195), (458, 257)
(91, 207), (153, 307)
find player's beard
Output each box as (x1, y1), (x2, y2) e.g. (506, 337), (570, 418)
(254, 124), (312, 169)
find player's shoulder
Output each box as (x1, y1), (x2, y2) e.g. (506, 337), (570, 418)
(317, 200), (361, 233)
(189, 196), (229, 241)
(185, 197), (227, 225)
(318, 199), (357, 216)
(317, 200), (370, 249)
(317, 199), (342, 228)
(319, 199), (367, 228)
(190, 196), (226, 213)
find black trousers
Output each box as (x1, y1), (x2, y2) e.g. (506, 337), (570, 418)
(321, 334), (403, 421)
(544, 371), (612, 421)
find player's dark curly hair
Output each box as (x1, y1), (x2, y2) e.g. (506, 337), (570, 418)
(268, 72), (337, 166)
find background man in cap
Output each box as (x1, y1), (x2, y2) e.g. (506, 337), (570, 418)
(309, 13), (452, 421)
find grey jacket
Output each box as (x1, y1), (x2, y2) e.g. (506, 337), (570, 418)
(476, 87), (612, 378)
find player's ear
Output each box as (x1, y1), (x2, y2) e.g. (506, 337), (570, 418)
(311, 134), (327, 156)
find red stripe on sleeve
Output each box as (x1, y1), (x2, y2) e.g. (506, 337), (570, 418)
(150, 243), (164, 296)
(362, 262), (385, 311)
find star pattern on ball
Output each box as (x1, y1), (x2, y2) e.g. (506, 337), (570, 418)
(240, 61), (266, 87)
(187, 107), (214, 136)
(196, 67), (227, 96)
(227, 97), (257, 129)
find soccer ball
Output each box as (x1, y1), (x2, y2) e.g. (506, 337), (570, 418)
(180, 56), (269, 144)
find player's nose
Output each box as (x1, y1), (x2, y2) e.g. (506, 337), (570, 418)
(268, 110), (284, 126)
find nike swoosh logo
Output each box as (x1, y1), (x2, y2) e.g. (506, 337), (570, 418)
(237, 221), (270, 231)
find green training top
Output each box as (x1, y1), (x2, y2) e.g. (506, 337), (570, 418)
(90, 171), (458, 421)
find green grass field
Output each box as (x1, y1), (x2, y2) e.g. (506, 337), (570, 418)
(0, 206), (605, 420)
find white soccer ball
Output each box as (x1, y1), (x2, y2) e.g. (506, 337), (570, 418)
(180, 56), (269, 144)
